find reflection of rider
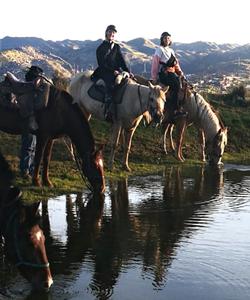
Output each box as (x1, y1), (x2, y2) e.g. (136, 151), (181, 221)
(92, 25), (131, 122)
(151, 32), (187, 119)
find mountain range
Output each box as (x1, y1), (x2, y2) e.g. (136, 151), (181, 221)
(0, 36), (249, 79)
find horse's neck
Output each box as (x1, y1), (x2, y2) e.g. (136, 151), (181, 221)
(190, 93), (221, 141)
(133, 84), (150, 115)
(65, 109), (95, 157)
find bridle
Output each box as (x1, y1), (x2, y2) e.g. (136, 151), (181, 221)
(137, 84), (164, 121)
(2, 208), (50, 269)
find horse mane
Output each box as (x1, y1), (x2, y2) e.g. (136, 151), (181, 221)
(50, 85), (96, 149)
(190, 92), (221, 131)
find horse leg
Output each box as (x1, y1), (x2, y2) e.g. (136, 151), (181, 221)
(32, 135), (48, 187)
(169, 124), (175, 154)
(79, 103), (91, 121)
(42, 139), (54, 187)
(176, 121), (186, 162)
(122, 127), (136, 172)
(162, 123), (170, 155)
(198, 129), (206, 162)
(108, 124), (122, 170)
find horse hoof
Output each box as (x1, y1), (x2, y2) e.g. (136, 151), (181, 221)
(123, 165), (131, 172)
(32, 179), (41, 187)
(43, 180), (54, 188)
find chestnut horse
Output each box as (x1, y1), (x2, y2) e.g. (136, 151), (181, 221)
(0, 152), (53, 291)
(0, 81), (105, 193)
(69, 71), (166, 171)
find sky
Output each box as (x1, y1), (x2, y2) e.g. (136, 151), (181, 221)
(0, 0), (249, 45)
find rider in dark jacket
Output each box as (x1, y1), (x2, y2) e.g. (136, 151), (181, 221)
(92, 25), (130, 121)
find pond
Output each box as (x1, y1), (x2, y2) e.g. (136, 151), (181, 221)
(1, 164), (250, 299)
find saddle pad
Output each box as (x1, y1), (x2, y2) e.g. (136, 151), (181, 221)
(87, 84), (106, 102)
(87, 80), (128, 104)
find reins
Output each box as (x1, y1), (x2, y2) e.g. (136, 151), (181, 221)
(137, 85), (144, 115)
(72, 145), (93, 192)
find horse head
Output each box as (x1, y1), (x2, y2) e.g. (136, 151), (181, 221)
(206, 127), (228, 165)
(147, 81), (166, 124)
(0, 153), (53, 292)
(81, 147), (105, 194)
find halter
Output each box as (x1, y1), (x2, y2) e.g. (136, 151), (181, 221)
(3, 209), (50, 269)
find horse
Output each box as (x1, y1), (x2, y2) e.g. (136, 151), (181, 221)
(133, 75), (228, 165)
(162, 90), (228, 165)
(0, 77), (105, 193)
(0, 152), (53, 291)
(69, 71), (166, 171)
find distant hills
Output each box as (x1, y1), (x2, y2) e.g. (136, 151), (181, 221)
(0, 36), (249, 79)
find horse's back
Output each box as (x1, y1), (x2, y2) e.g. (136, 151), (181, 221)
(69, 71), (93, 103)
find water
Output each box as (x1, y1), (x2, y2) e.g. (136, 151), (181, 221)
(1, 164), (250, 299)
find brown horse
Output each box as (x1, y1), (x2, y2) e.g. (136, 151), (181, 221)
(0, 81), (105, 193)
(0, 152), (53, 291)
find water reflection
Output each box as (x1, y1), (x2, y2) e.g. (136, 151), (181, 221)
(1, 165), (250, 299)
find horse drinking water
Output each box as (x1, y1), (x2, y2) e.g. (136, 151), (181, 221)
(0, 74), (105, 192)
(0, 152), (53, 291)
(162, 90), (228, 165)
(133, 75), (228, 165)
(69, 71), (166, 171)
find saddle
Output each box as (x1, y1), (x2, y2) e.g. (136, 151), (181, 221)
(0, 72), (50, 112)
(5, 72), (40, 94)
(87, 77), (129, 104)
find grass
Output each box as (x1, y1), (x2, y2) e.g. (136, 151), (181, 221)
(1, 99), (250, 203)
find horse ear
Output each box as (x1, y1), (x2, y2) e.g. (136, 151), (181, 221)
(148, 81), (154, 89)
(162, 86), (169, 94)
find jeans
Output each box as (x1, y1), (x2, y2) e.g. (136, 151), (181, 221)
(19, 134), (36, 175)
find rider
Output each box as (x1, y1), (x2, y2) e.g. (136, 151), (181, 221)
(151, 31), (187, 119)
(92, 25), (131, 122)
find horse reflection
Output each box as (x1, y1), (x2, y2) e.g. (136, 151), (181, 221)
(40, 193), (104, 276)
(25, 169), (224, 297)
(0, 152), (53, 292)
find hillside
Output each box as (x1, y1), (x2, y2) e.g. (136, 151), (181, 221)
(1, 36), (250, 80)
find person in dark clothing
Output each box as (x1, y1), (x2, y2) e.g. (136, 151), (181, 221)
(151, 32), (187, 119)
(19, 66), (43, 178)
(92, 25), (131, 122)
(19, 133), (36, 178)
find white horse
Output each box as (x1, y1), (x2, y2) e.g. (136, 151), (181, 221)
(162, 90), (228, 165)
(69, 71), (166, 171)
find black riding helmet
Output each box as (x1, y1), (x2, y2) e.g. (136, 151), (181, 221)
(25, 65), (44, 82)
(105, 24), (117, 33)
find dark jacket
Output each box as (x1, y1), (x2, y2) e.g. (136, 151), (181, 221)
(92, 40), (129, 87)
